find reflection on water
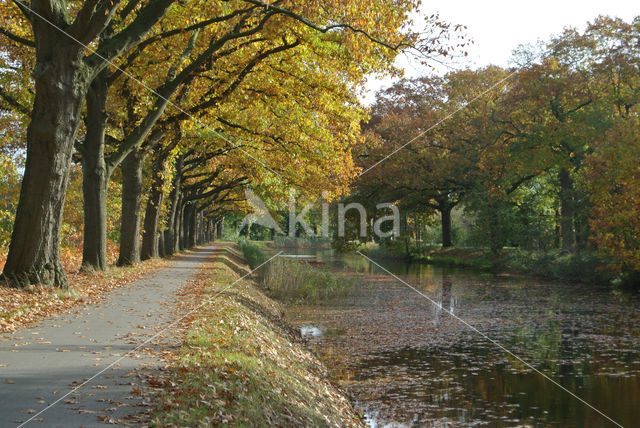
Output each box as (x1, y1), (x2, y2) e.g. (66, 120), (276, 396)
(284, 248), (640, 427)
(300, 325), (323, 338)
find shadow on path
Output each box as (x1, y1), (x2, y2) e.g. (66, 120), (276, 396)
(0, 245), (217, 427)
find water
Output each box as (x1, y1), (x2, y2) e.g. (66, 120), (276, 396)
(283, 249), (640, 427)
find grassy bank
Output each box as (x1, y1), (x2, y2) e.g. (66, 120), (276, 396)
(238, 240), (356, 303)
(362, 242), (633, 285)
(417, 247), (496, 271)
(237, 239), (268, 268)
(263, 257), (356, 303)
(270, 236), (332, 249)
(150, 247), (362, 427)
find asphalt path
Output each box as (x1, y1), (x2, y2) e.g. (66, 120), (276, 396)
(0, 246), (217, 427)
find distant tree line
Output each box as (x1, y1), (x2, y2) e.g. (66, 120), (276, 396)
(354, 16), (640, 271)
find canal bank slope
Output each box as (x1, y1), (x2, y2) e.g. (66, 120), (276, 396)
(150, 245), (363, 427)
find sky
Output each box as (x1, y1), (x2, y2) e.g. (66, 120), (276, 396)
(362, 0), (639, 104)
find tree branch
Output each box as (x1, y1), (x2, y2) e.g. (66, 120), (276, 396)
(162, 38), (299, 126)
(86, 0), (175, 70)
(70, 0), (124, 45)
(0, 24), (35, 46)
(241, 0), (410, 51)
(10, 0), (31, 20)
(0, 86), (29, 115)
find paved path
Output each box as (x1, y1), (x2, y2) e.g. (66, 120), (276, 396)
(0, 246), (216, 427)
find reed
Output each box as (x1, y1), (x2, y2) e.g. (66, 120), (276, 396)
(263, 257), (355, 303)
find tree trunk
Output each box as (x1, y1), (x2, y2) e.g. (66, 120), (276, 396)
(2, 41), (88, 288)
(81, 72), (110, 271)
(182, 202), (197, 249)
(140, 185), (163, 260)
(198, 211), (205, 244)
(196, 212), (202, 245)
(163, 189), (177, 255)
(559, 168), (575, 253)
(216, 220), (223, 240)
(400, 213), (408, 236)
(158, 232), (166, 258)
(118, 151), (144, 266)
(141, 152), (166, 260)
(179, 203), (188, 250)
(207, 219), (213, 243)
(182, 205), (189, 249)
(174, 194), (184, 253)
(163, 230), (172, 256)
(163, 159), (182, 255)
(441, 204), (453, 248)
(186, 204), (197, 248)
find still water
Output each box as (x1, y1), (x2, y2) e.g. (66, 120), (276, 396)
(283, 250), (640, 427)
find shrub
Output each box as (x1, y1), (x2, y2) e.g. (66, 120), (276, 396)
(237, 240), (267, 269)
(501, 249), (614, 283)
(272, 236), (330, 248)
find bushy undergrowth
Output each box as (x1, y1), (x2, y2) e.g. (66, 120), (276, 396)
(237, 239), (267, 269)
(264, 257), (356, 303)
(500, 249), (615, 284)
(417, 246), (623, 285)
(420, 248), (495, 271)
(272, 236), (331, 249)
(364, 239), (427, 260)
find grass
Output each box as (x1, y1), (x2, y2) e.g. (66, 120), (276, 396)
(417, 247), (496, 271)
(271, 236), (331, 249)
(237, 239), (268, 269)
(363, 242), (408, 259)
(238, 239), (357, 303)
(150, 251), (362, 427)
(263, 257), (357, 303)
(238, 240), (354, 303)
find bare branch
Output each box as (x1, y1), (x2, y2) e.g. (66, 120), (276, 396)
(241, 0), (411, 51)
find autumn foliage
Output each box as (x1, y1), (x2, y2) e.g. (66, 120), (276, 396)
(357, 16), (640, 274)
(0, 0), (453, 287)
(586, 118), (640, 271)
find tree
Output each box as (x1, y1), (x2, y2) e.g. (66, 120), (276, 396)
(0, 0), (177, 286)
(359, 67), (506, 247)
(1, 0), (442, 285)
(586, 117), (640, 271)
(582, 17), (640, 269)
(80, 8), (299, 269)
